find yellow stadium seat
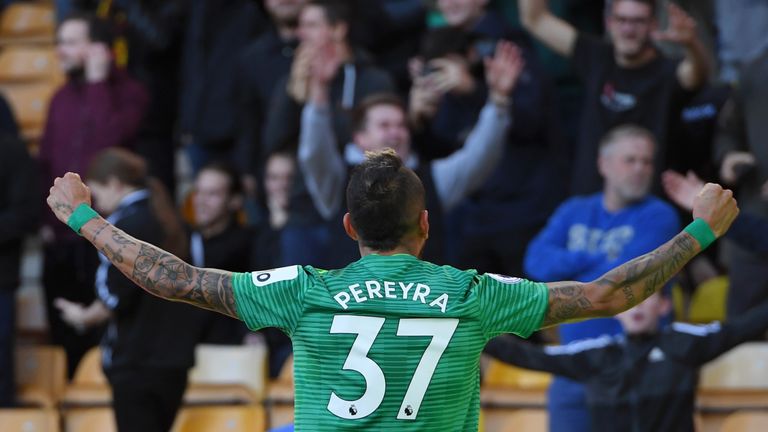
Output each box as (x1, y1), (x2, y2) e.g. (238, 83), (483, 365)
(15, 345), (67, 408)
(0, 46), (61, 84)
(266, 356), (294, 430)
(481, 408), (547, 432)
(0, 408), (58, 432)
(701, 342), (768, 390)
(186, 344), (267, 405)
(1, 82), (55, 140)
(689, 276), (728, 323)
(60, 347), (111, 408)
(0, 3), (56, 43)
(720, 411), (768, 432)
(171, 405), (266, 432)
(483, 358), (552, 389)
(63, 407), (117, 432)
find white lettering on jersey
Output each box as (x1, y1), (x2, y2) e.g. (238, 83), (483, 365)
(251, 265), (299, 287)
(332, 280), (450, 313)
(488, 273), (522, 284)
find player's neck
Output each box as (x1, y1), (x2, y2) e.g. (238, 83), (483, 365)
(358, 240), (424, 258)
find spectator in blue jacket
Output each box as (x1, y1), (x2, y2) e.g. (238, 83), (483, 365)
(523, 124), (680, 432)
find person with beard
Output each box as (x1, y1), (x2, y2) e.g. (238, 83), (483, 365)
(523, 124), (680, 432)
(37, 12), (148, 376)
(518, 0), (710, 196)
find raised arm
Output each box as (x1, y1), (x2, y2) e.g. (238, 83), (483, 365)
(47, 173), (239, 319)
(431, 41), (520, 211)
(297, 42), (347, 220)
(652, 3), (710, 89)
(518, 0), (577, 57)
(541, 183), (738, 328)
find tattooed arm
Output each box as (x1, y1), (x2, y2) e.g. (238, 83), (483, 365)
(541, 184), (740, 328)
(47, 173), (239, 319)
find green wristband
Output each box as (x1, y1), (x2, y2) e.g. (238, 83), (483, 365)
(683, 218), (716, 250)
(66, 203), (99, 236)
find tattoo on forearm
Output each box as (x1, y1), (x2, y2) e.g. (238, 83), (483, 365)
(101, 244), (123, 263)
(544, 233), (698, 327)
(53, 202), (73, 215)
(85, 222), (239, 318)
(544, 283), (594, 326)
(90, 221), (109, 242)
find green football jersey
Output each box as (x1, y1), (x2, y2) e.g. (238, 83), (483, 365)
(233, 253), (548, 431)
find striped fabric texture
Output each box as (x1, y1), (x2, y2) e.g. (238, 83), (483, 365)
(233, 254), (548, 431)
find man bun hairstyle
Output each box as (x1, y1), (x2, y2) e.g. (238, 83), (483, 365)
(346, 149), (425, 251)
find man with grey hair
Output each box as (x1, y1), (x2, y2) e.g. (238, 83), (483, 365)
(523, 124), (680, 432)
(517, 0), (710, 196)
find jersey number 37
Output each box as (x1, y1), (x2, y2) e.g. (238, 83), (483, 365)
(327, 315), (459, 420)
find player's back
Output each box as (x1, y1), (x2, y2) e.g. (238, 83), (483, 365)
(233, 253), (547, 430)
(289, 253), (545, 431)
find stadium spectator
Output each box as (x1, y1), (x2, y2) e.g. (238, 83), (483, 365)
(66, 0), (188, 193)
(410, 23), (565, 278)
(45, 149), (738, 430)
(0, 134), (39, 407)
(177, 0), (263, 173)
(523, 125), (679, 432)
(713, 50), (768, 321)
(38, 13), (149, 376)
(485, 289), (768, 432)
(517, 0), (710, 195)
(54, 149), (205, 432)
(262, 0), (395, 157)
(249, 151), (297, 378)
(264, 0), (395, 267)
(189, 161), (252, 344)
(297, 40), (521, 265)
(714, 0), (768, 83)
(235, 0), (306, 198)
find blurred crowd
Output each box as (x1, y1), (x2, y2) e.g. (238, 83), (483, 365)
(1, 0), (768, 430)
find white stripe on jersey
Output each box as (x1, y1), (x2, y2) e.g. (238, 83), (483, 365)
(544, 334), (619, 355)
(671, 321), (722, 337)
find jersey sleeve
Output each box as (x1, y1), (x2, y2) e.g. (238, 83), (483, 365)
(232, 265), (313, 335)
(475, 273), (549, 339)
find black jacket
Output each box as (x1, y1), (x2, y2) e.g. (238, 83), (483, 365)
(100, 193), (206, 371)
(0, 135), (39, 291)
(485, 299), (768, 432)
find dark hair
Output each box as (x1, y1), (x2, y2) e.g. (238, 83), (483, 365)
(419, 27), (472, 61)
(605, 0), (657, 17)
(199, 160), (243, 197)
(86, 147), (147, 187)
(86, 148), (187, 258)
(62, 12), (114, 46)
(346, 149), (425, 251)
(308, 0), (351, 26)
(351, 93), (406, 134)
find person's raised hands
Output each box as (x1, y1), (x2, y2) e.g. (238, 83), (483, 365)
(484, 40), (525, 104)
(662, 169), (704, 211)
(652, 3), (697, 47)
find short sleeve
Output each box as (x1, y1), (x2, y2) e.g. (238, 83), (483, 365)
(232, 265), (313, 335)
(476, 274), (549, 339)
